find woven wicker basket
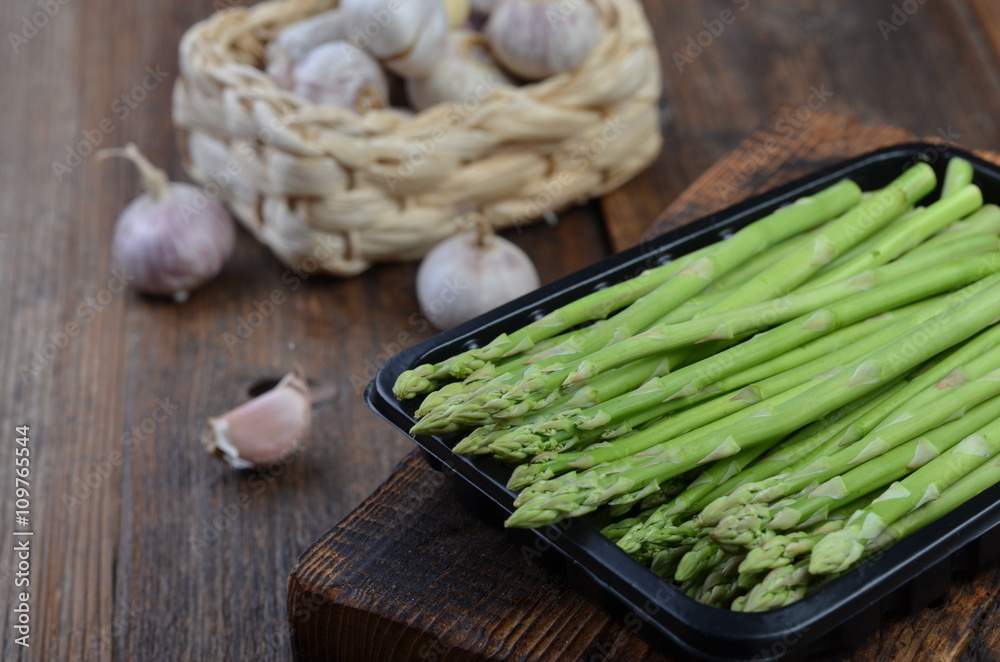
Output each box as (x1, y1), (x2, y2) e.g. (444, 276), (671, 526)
(173, 0), (663, 276)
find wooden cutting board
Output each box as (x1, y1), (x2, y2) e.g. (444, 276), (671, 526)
(287, 110), (1000, 662)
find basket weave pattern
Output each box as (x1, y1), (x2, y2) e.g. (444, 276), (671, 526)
(173, 0), (663, 276)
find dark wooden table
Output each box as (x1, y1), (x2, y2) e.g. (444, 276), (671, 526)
(5, 1), (1000, 660)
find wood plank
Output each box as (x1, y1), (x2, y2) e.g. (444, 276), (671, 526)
(288, 111), (1000, 662)
(600, 0), (1000, 250)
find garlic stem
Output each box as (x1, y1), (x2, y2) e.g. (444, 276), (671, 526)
(99, 143), (170, 201)
(471, 213), (496, 250)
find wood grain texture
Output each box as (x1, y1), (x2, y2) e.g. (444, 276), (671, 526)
(289, 112), (1000, 662)
(289, 453), (670, 662)
(600, 0), (1000, 251)
(6, 0), (1000, 661)
(645, 110), (914, 237)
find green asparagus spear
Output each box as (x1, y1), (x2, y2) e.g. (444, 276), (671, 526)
(565, 254), (1000, 433)
(506, 274), (1000, 529)
(711, 319), (1000, 517)
(509, 296), (949, 491)
(771, 389), (1000, 531)
(942, 157), (975, 198)
(742, 561), (813, 612)
(496, 309), (912, 468)
(802, 184), (982, 289)
(870, 451), (1000, 551)
(810, 414), (1000, 575)
(563, 238), (978, 383)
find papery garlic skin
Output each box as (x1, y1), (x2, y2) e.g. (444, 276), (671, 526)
(104, 144), (235, 302)
(202, 370), (312, 470)
(406, 30), (513, 111)
(487, 0), (601, 81)
(417, 230), (540, 330)
(340, 0), (449, 79)
(112, 184), (235, 302)
(291, 41), (389, 113)
(266, 9), (349, 88)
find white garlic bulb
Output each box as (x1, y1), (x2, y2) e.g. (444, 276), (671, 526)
(266, 9), (349, 89)
(291, 41), (389, 113)
(340, 0), (450, 79)
(101, 144), (235, 302)
(202, 369), (312, 469)
(406, 30), (513, 111)
(417, 224), (540, 330)
(486, 0), (601, 81)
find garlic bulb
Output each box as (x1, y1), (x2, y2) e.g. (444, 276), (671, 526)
(291, 41), (389, 113)
(101, 144), (235, 302)
(406, 30), (513, 111)
(340, 0), (449, 79)
(202, 369), (312, 470)
(444, 0), (471, 27)
(266, 9), (349, 89)
(486, 0), (601, 81)
(417, 222), (540, 330)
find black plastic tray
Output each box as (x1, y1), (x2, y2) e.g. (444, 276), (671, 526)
(366, 143), (1000, 661)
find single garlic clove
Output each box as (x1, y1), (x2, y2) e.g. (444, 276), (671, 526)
(406, 30), (514, 111)
(340, 0), (449, 79)
(486, 0), (602, 81)
(202, 369), (312, 470)
(291, 41), (389, 113)
(417, 227), (540, 330)
(266, 9), (349, 89)
(101, 144), (235, 302)
(385, 2), (450, 79)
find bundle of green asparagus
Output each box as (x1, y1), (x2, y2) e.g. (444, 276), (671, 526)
(393, 157), (1000, 612)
